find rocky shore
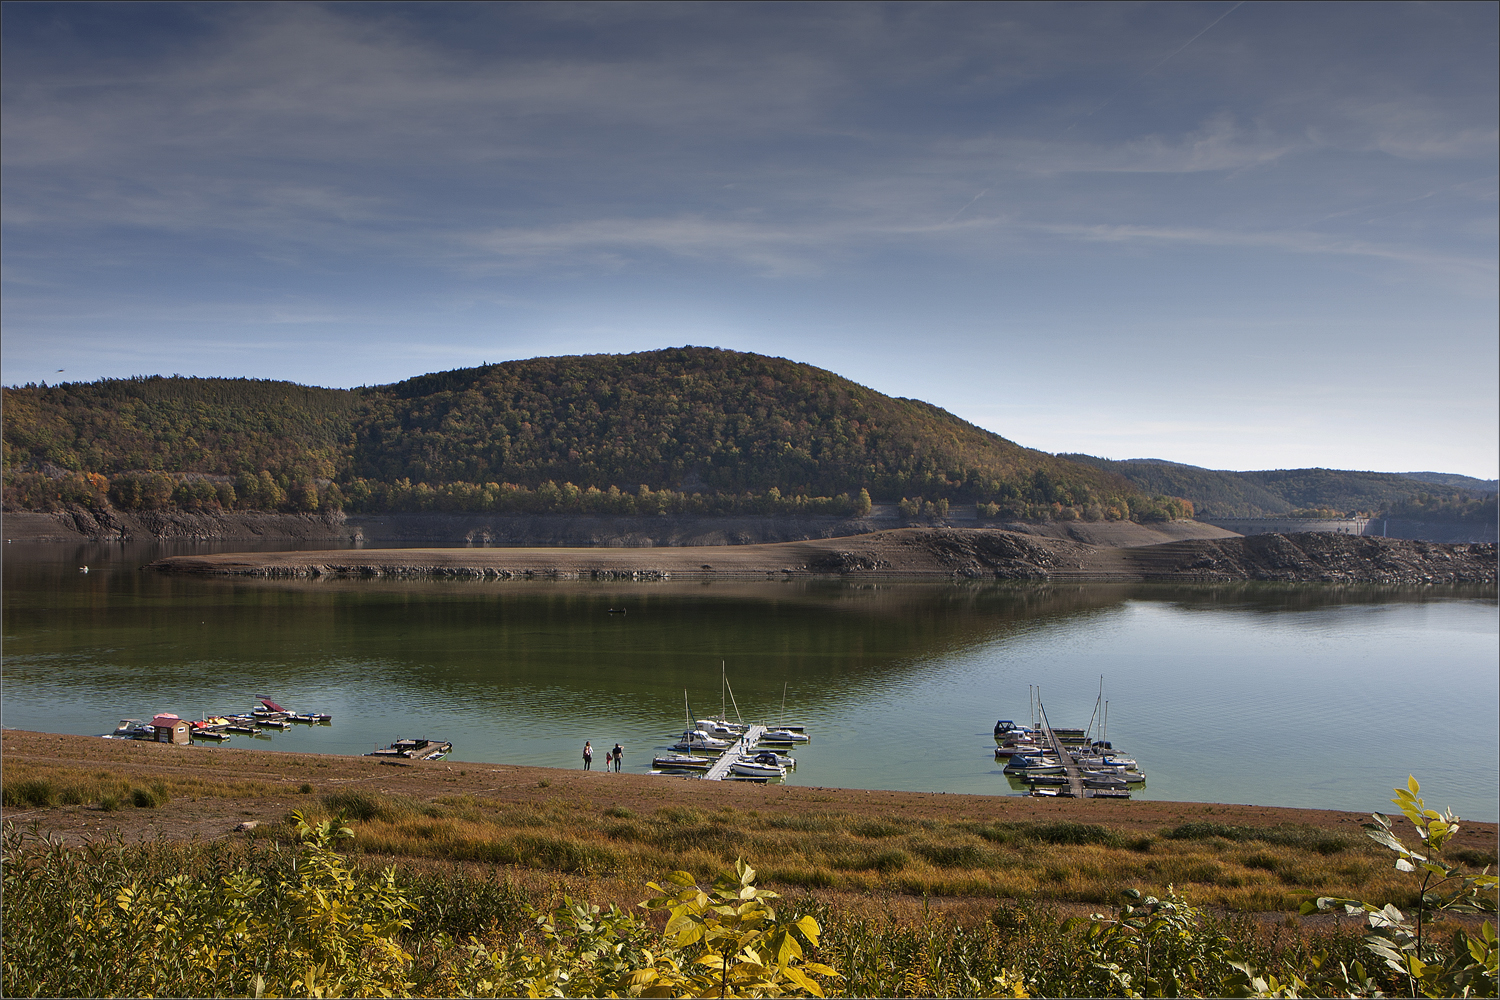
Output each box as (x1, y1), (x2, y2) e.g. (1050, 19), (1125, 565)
(149, 527), (1496, 585)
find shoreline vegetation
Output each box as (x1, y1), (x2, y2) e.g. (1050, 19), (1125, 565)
(3, 731), (1496, 997)
(146, 527), (1498, 585)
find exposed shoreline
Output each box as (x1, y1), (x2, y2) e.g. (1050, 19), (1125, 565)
(149, 526), (1497, 585)
(16, 728), (1497, 846)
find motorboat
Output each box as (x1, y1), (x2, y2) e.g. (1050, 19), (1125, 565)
(993, 719), (1037, 743)
(730, 759), (786, 779)
(744, 749), (795, 769)
(287, 712), (333, 724)
(758, 728), (810, 744)
(652, 754), (714, 771)
(104, 718), (153, 740)
(1023, 773), (1069, 786)
(366, 738), (451, 761)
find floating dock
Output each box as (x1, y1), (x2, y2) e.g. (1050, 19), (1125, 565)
(702, 724), (767, 781)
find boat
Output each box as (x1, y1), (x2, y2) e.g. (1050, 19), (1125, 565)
(287, 711), (333, 724)
(671, 729), (733, 752)
(191, 728), (231, 742)
(366, 738), (452, 761)
(103, 718), (153, 740)
(255, 717), (291, 730)
(652, 753), (714, 771)
(993, 719), (1036, 744)
(1023, 773), (1069, 786)
(743, 749), (795, 769)
(697, 719), (748, 738)
(759, 727), (810, 744)
(730, 759), (786, 779)
(223, 716), (259, 734)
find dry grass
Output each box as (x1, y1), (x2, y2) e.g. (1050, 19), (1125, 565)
(3, 764), (296, 812)
(274, 790), (1414, 913)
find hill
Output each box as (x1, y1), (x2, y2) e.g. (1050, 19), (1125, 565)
(1061, 455), (1497, 524)
(3, 348), (1184, 521)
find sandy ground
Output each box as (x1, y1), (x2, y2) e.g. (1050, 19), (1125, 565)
(7, 730), (1494, 854)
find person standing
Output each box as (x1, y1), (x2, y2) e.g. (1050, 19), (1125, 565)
(583, 741), (593, 770)
(612, 743), (624, 772)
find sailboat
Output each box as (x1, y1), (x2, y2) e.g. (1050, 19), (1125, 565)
(759, 682), (810, 743)
(697, 662), (750, 737)
(675, 689), (733, 751)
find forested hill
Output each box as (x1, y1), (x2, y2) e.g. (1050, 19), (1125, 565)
(4, 348), (1184, 520)
(351, 348), (1131, 500)
(2, 375), (362, 478)
(1062, 455), (1497, 524)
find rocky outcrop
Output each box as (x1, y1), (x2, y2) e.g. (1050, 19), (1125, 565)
(1117, 533), (1496, 585)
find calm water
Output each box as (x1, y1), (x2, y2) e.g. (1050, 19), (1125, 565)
(4, 539), (1496, 820)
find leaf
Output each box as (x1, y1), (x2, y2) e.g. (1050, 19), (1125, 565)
(1408, 776), (1421, 796)
(1396, 858), (1415, 872)
(781, 966), (825, 997)
(1366, 826), (1406, 852)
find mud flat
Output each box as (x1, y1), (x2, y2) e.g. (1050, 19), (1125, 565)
(149, 527), (1496, 585)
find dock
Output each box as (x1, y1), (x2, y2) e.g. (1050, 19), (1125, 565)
(703, 724), (766, 780)
(1038, 717), (1085, 798)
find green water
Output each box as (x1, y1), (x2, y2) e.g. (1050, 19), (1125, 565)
(4, 539), (1496, 819)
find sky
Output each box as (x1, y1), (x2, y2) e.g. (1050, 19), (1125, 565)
(3, 2), (1496, 479)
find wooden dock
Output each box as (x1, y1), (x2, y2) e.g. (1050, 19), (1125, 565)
(703, 724), (766, 780)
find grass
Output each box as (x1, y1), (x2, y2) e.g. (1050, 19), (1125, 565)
(2, 765), (283, 812)
(254, 789), (1415, 913)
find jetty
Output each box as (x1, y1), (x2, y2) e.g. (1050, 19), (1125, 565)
(702, 724), (767, 781)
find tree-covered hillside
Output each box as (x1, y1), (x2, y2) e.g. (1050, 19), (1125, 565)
(4, 349), (1186, 521)
(352, 348), (1132, 501)
(1063, 455), (1496, 523)
(2, 375), (361, 479)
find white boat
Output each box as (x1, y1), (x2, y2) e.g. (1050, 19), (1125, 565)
(743, 749), (795, 769)
(730, 759), (786, 778)
(652, 753), (714, 770)
(103, 718), (153, 740)
(697, 718), (748, 738)
(671, 729), (733, 752)
(758, 728), (810, 744)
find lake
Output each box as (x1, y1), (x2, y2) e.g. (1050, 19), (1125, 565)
(4, 538), (1496, 820)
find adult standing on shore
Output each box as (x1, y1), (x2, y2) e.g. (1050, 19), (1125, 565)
(583, 741), (593, 770)
(612, 743), (623, 772)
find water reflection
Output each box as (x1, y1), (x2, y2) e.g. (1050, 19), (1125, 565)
(4, 539), (1495, 818)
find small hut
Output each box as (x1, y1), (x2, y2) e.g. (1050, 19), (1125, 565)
(152, 713), (191, 745)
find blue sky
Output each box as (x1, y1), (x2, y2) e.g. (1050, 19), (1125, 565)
(3, 2), (1496, 478)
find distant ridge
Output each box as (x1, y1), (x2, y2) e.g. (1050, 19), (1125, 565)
(1062, 455), (1497, 524)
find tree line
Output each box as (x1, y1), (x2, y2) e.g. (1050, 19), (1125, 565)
(4, 349), (1193, 523)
